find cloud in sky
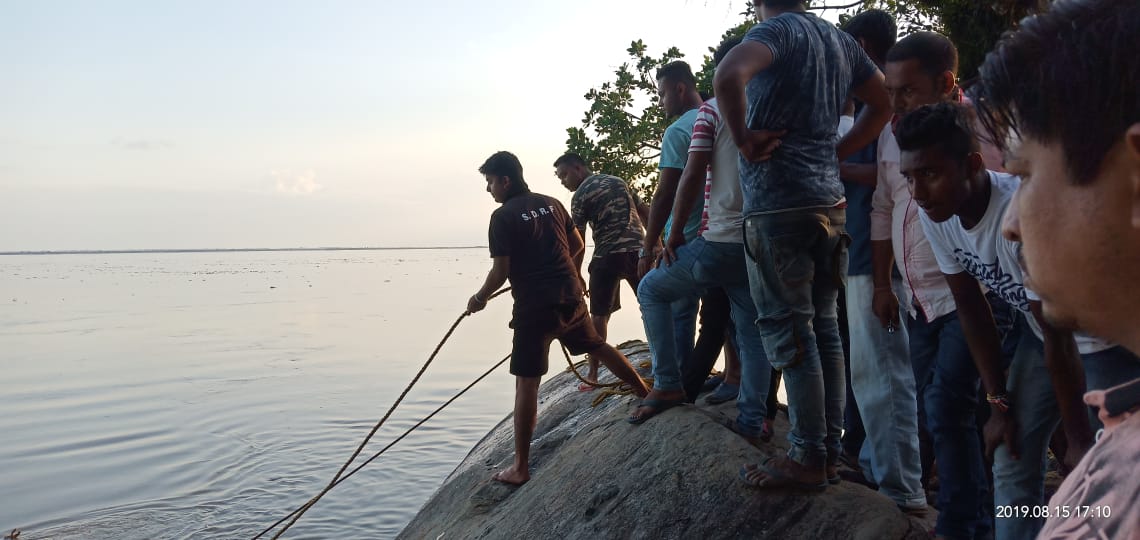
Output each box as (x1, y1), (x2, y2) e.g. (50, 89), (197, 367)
(271, 169), (323, 196)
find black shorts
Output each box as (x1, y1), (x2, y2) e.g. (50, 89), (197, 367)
(587, 251), (641, 316)
(509, 301), (605, 377)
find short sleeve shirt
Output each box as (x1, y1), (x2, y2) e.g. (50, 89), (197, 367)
(660, 108), (704, 242)
(739, 12), (877, 215)
(570, 174), (644, 258)
(489, 192), (583, 312)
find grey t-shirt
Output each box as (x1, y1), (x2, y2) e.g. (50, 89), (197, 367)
(739, 12), (877, 215)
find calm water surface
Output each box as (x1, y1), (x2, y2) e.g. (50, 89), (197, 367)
(0, 249), (646, 539)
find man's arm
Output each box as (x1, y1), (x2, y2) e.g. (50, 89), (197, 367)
(640, 167), (680, 276)
(1031, 300), (1093, 468)
(662, 150), (712, 265)
(870, 240), (898, 329)
(468, 256), (509, 313)
(636, 199), (651, 229)
(944, 271), (1018, 460)
(840, 163), (878, 187)
(839, 72), (891, 161)
(712, 41), (784, 162)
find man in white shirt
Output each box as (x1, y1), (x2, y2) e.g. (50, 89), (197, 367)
(628, 38), (774, 445)
(869, 32), (1002, 537)
(898, 102), (1138, 540)
(971, 2), (1140, 536)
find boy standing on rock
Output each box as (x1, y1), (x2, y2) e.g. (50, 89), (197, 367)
(467, 150), (650, 486)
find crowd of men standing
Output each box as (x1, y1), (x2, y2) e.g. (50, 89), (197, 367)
(467, 1), (1140, 538)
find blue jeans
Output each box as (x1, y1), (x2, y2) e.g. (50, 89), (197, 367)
(911, 309), (989, 539)
(845, 274), (925, 508)
(637, 237), (773, 435)
(993, 316), (1057, 540)
(743, 207), (847, 467)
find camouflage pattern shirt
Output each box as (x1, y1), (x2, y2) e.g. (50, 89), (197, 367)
(570, 174), (644, 259)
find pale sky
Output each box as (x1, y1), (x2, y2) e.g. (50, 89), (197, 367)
(0, 0), (840, 251)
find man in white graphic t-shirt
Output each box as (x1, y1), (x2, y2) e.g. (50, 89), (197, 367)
(896, 102), (1140, 540)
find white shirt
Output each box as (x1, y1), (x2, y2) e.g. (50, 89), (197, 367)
(919, 171), (1112, 354)
(871, 126), (957, 322)
(687, 98), (744, 243)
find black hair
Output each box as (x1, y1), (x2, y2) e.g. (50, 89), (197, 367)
(886, 31), (958, 80)
(655, 61), (696, 89)
(712, 36), (743, 67)
(552, 152), (587, 169)
(975, 0), (1139, 185)
(895, 102), (980, 161)
(842, 9), (897, 63)
(478, 151), (530, 198)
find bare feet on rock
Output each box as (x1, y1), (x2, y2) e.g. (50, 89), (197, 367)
(491, 465), (529, 486)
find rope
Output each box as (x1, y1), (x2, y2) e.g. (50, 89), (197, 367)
(558, 345), (652, 408)
(255, 288), (511, 540)
(253, 353), (511, 539)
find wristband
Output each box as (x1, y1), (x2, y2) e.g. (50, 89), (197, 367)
(986, 392), (1011, 413)
(473, 293), (487, 304)
(638, 247), (652, 258)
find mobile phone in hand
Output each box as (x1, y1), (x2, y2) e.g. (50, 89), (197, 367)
(1102, 377), (1140, 417)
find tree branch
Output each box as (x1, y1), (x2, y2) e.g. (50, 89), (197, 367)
(807, 0), (867, 11)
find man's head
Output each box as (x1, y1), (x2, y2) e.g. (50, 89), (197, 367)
(655, 61), (697, 118)
(752, 0), (806, 21)
(842, 9), (897, 66)
(974, 0), (1140, 340)
(884, 31), (958, 115)
(712, 35), (743, 68)
(895, 103), (983, 224)
(552, 153), (591, 192)
(479, 151), (529, 203)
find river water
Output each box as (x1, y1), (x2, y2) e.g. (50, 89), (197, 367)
(0, 248), (648, 539)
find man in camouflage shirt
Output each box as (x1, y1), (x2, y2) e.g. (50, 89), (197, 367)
(555, 152), (650, 386)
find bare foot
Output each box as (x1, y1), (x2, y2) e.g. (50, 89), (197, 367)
(739, 456), (826, 490)
(491, 465), (529, 486)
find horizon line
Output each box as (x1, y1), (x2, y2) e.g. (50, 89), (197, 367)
(0, 246), (489, 256)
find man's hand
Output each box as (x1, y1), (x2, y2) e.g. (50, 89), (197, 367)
(1062, 437), (1091, 473)
(660, 233), (686, 267)
(637, 246), (660, 278)
(984, 407), (1020, 462)
(1085, 388), (1136, 434)
(737, 129), (786, 162)
(872, 286), (901, 331)
(467, 294), (487, 314)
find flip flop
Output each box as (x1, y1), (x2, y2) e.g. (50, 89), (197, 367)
(738, 457), (827, 491)
(626, 397), (684, 425)
(577, 381), (597, 392)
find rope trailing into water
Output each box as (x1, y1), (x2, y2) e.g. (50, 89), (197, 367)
(256, 288), (512, 540)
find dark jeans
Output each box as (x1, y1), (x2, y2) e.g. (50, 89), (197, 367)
(682, 287), (730, 402)
(911, 309), (989, 540)
(838, 285), (866, 457)
(744, 206), (847, 467)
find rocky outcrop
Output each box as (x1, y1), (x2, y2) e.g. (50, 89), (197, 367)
(398, 342), (930, 540)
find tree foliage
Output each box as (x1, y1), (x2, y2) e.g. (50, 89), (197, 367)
(564, 0), (1042, 198)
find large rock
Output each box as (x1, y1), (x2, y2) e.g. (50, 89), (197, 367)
(398, 342), (930, 540)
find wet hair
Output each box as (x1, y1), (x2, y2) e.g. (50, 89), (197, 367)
(655, 61), (696, 89)
(478, 151), (530, 198)
(552, 152), (587, 169)
(842, 9), (897, 63)
(895, 102), (980, 162)
(886, 31), (958, 80)
(975, 0), (1139, 185)
(712, 36), (743, 67)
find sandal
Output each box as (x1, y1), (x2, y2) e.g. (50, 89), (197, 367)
(627, 397), (685, 425)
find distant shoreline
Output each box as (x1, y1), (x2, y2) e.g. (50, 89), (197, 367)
(0, 246), (488, 256)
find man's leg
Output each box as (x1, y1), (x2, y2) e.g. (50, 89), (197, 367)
(845, 273), (925, 507)
(992, 318), (1061, 540)
(838, 286), (866, 463)
(741, 211), (829, 487)
(918, 311), (988, 539)
(631, 240), (707, 421)
(682, 287), (731, 402)
(495, 375), (541, 485)
(585, 256), (624, 384)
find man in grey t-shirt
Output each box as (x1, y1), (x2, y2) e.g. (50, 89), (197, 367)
(713, 0), (891, 489)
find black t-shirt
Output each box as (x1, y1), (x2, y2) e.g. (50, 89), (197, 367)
(489, 192), (583, 313)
